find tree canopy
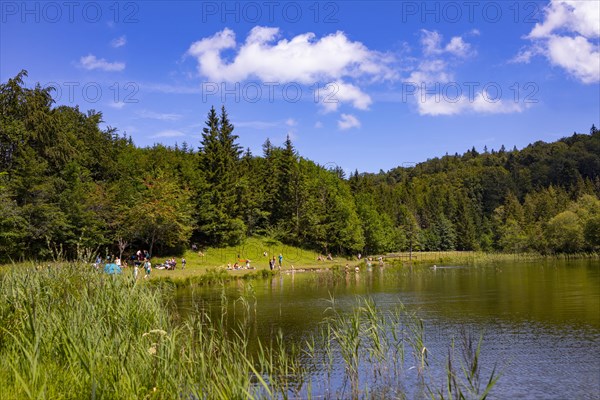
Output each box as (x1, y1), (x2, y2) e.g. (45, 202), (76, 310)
(1, 71), (599, 261)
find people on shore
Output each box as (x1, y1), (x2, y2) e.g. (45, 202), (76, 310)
(144, 259), (151, 278)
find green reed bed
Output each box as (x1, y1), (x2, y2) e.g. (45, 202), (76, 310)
(0, 264), (499, 399)
(386, 251), (600, 267)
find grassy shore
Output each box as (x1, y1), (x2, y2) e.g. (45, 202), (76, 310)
(3, 238), (597, 285)
(0, 263), (500, 399)
(143, 239), (599, 284)
(145, 237), (361, 282)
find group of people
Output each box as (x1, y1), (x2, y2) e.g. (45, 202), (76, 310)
(95, 249), (188, 279)
(268, 253), (283, 270)
(154, 257), (186, 271)
(224, 252), (285, 271)
(316, 253), (334, 261)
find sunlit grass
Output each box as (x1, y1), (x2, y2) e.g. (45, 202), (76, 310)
(0, 263), (501, 399)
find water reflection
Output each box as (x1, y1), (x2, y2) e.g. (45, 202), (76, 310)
(175, 259), (600, 399)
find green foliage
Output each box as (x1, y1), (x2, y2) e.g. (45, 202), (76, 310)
(0, 266), (501, 399)
(1, 71), (599, 260)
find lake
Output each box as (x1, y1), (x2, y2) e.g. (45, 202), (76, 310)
(175, 259), (600, 399)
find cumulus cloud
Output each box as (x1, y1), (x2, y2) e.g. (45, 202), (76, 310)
(518, 0), (599, 84)
(528, 0), (599, 39)
(319, 81), (372, 113)
(79, 54), (125, 71)
(420, 29), (474, 57)
(337, 114), (361, 130)
(546, 34), (599, 84)
(402, 29), (525, 116)
(405, 30), (473, 88)
(111, 36), (127, 48)
(407, 59), (454, 84)
(186, 27), (394, 114)
(187, 27), (396, 84)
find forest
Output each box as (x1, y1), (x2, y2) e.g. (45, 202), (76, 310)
(1, 70), (599, 262)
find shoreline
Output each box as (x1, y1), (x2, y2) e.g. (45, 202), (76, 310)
(2, 251), (597, 284)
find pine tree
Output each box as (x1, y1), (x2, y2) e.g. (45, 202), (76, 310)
(196, 106), (245, 245)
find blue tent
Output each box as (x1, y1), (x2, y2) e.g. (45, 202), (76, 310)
(104, 263), (122, 274)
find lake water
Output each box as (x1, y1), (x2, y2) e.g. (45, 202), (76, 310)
(175, 259), (600, 399)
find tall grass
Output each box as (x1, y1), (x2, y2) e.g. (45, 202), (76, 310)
(0, 264), (500, 399)
(386, 251), (600, 266)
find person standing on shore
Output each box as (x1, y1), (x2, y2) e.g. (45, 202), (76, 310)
(278, 253), (283, 268)
(144, 259), (151, 278)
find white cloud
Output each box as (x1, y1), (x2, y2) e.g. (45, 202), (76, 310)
(518, 0), (599, 83)
(416, 90), (524, 116)
(79, 54), (125, 72)
(445, 37), (472, 57)
(546, 35), (600, 84)
(407, 59), (453, 84)
(337, 114), (361, 130)
(186, 27), (395, 114)
(111, 36), (127, 48)
(318, 80), (373, 113)
(401, 30), (525, 117)
(285, 118), (297, 126)
(151, 130), (185, 138)
(187, 27), (396, 83)
(420, 29), (474, 57)
(108, 101), (126, 109)
(137, 110), (182, 121)
(314, 121), (323, 128)
(510, 46), (539, 64)
(528, 0), (599, 39)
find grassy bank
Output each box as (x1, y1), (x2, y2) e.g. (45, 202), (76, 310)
(3, 238), (596, 285)
(0, 263), (500, 399)
(143, 237), (360, 282)
(383, 250), (600, 266)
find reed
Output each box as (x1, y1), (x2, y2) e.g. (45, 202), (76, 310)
(0, 263), (500, 399)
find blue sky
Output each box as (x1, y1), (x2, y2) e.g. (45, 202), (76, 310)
(2, 0), (599, 173)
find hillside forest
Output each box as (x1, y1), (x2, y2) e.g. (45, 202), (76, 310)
(1, 71), (599, 262)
